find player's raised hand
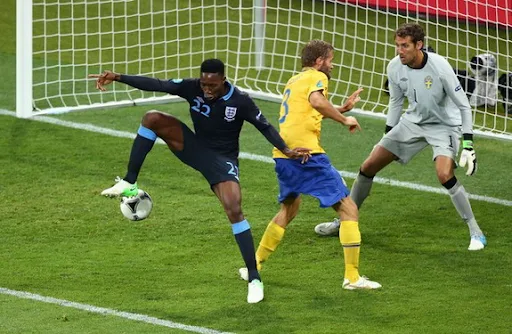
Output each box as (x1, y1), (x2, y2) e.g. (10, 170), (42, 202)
(343, 115), (362, 133)
(283, 147), (312, 164)
(338, 88), (363, 113)
(88, 70), (119, 91)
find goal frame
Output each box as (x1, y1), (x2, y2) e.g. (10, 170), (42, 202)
(15, 0), (512, 141)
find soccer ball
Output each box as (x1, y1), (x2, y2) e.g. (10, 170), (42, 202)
(119, 189), (153, 221)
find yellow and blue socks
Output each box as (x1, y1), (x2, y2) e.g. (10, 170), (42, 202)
(232, 219), (260, 282)
(339, 220), (361, 283)
(124, 125), (157, 184)
(256, 221), (285, 269)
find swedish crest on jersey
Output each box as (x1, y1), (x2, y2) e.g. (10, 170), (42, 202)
(224, 106), (237, 122)
(424, 76), (433, 89)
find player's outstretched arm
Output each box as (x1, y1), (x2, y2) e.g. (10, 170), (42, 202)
(309, 91), (361, 133)
(256, 122), (312, 163)
(281, 147), (312, 163)
(88, 70), (119, 91)
(244, 98), (311, 163)
(337, 88), (363, 113)
(89, 70), (176, 93)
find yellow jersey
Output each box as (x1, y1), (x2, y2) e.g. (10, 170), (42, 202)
(272, 68), (328, 158)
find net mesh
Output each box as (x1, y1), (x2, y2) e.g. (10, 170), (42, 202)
(31, 0), (512, 137)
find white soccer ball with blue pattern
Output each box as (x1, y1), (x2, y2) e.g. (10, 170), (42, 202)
(120, 189), (153, 221)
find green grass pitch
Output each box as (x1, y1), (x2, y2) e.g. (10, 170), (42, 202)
(1, 0), (512, 333)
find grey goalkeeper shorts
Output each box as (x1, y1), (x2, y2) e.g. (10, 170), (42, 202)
(377, 118), (461, 164)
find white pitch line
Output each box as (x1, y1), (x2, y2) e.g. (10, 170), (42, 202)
(0, 109), (510, 329)
(238, 152), (512, 206)
(0, 287), (233, 334)
(1, 109), (511, 207)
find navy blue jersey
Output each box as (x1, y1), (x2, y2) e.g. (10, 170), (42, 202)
(119, 75), (286, 161)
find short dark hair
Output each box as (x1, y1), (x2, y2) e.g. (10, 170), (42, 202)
(200, 59), (225, 76)
(395, 23), (425, 44)
(301, 40), (334, 67)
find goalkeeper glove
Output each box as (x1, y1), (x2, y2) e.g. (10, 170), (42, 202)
(458, 134), (477, 176)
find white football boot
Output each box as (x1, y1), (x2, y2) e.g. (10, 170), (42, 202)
(247, 279), (264, 303)
(314, 218), (340, 236)
(468, 235), (487, 251)
(239, 267), (249, 281)
(343, 276), (382, 290)
(101, 176), (138, 197)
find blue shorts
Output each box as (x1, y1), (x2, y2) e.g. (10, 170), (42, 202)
(274, 154), (350, 208)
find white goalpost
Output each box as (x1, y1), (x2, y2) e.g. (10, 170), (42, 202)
(16, 0), (33, 119)
(17, 0), (512, 140)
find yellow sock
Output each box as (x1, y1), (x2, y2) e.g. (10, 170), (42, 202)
(339, 220), (361, 283)
(256, 221), (285, 270)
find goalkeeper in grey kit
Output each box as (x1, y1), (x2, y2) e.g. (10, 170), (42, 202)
(315, 23), (486, 251)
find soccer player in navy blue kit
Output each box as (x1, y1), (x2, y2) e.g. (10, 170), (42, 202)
(89, 59), (310, 303)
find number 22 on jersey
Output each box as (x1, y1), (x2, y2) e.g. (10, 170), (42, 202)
(191, 98), (211, 117)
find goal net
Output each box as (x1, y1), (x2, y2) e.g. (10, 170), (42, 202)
(18, 0), (512, 140)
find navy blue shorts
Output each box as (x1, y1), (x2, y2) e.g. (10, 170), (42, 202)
(274, 154), (349, 208)
(172, 123), (239, 186)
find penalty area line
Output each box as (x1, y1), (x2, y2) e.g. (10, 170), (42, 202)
(0, 287), (234, 334)
(1, 109), (511, 207)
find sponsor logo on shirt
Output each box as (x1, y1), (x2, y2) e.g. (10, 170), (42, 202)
(424, 76), (433, 89)
(224, 106), (237, 122)
(171, 79), (183, 83)
(455, 85), (462, 92)
(316, 80), (323, 88)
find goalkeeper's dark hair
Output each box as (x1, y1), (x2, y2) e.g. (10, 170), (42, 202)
(395, 23), (425, 44)
(301, 40), (334, 67)
(200, 59), (225, 76)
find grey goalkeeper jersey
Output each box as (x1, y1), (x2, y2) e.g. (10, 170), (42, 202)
(386, 52), (473, 134)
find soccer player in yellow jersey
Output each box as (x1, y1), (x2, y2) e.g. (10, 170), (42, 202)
(239, 40), (381, 290)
